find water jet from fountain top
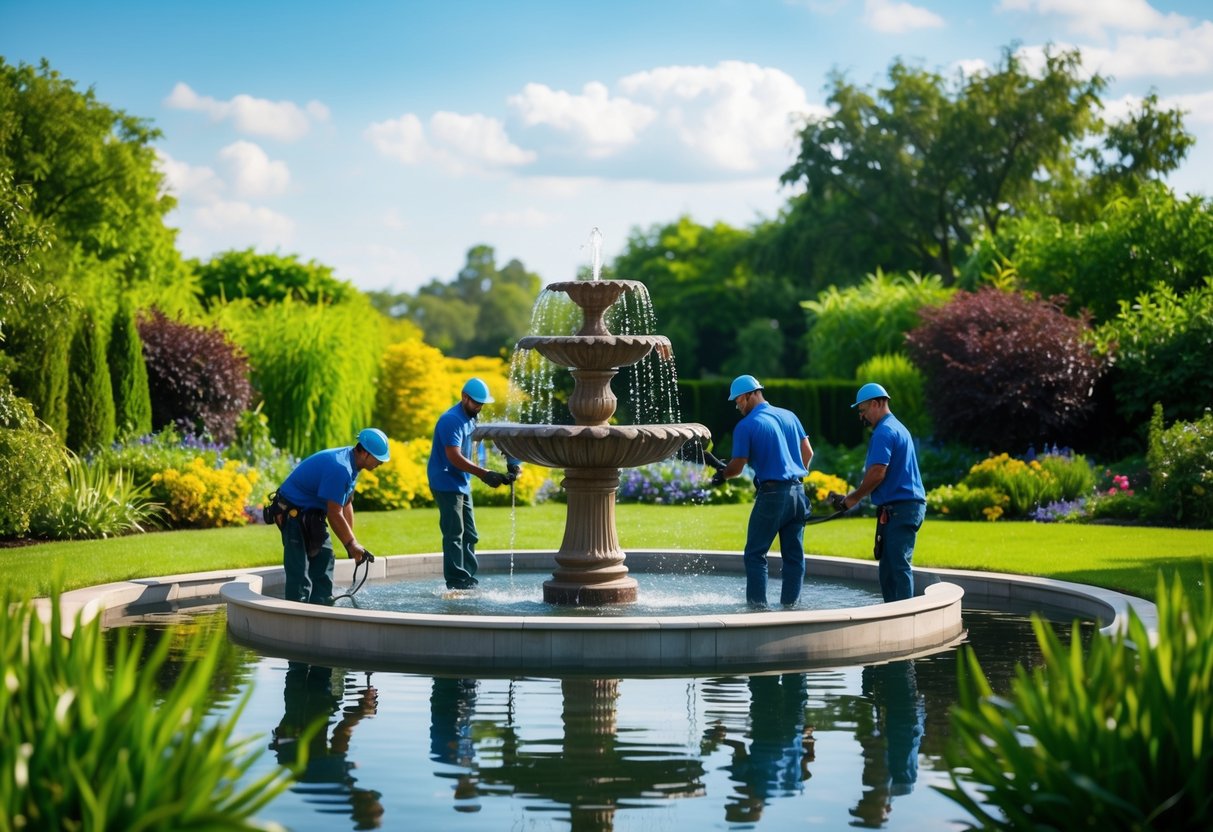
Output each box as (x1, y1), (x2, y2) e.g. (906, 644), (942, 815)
(588, 226), (603, 281)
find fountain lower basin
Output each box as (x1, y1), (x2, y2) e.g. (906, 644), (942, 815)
(218, 550), (968, 674)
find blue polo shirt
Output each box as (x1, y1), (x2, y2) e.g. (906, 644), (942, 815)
(279, 447), (358, 511)
(428, 402), (477, 494)
(732, 402), (809, 485)
(866, 413), (925, 505)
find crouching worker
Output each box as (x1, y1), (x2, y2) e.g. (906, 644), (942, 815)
(267, 428), (389, 605)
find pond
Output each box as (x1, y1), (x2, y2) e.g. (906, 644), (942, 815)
(117, 598), (1091, 831)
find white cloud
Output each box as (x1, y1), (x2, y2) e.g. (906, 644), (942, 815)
(480, 207), (557, 228)
(192, 199), (295, 248)
(1081, 23), (1213, 78)
(1161, 89), (1213, 125)
(217, 141), (290, 198)
(164, 82), (329, 141)
(364, 111), (535, 173)
(996, 0), (1190, 38)
(863, 0), (946, 34)
(508, 81), (658, 157)
(618, 61), (819, 173)
(154, 149), (222, 200)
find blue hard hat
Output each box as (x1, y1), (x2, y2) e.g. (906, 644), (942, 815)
(357, 427), (390, 462)
(852, 382), (891, 408)
(727, 374), (764, 401)
(462, 377), (495, 404)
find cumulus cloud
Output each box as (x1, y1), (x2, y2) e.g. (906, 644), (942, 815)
(1079, 23), (1213, 77)
(364, 111), (535, 173)
(165, 82), (329, 141)
(997, 0), (1190, 38)
(217, 141), (290, 198)
(507, 81), (658, 157)
(193, 199), (295, 247)
(863, 0), (946, 34)
(154, 149), (222, 200)
(617, 60), (819, 173)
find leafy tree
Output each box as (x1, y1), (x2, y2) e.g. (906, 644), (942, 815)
(379, 245), (541, 358)
(780, 45), (1190, 284)
(904, 288), (1103, 451)
(0, 58), (185, 293)
(107, 300), (152, 438)
(0, 379), (68, 537)
(802, 270), (953, 379)
(138, 309), (252, 444)
(961, 182), (1213, 321)
(612, 216), (804, 378)
(192, 248), (359, 309)
(65, 310), (116, 452)
(1094, 279), (1213, 429)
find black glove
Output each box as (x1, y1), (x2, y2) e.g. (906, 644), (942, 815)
(482, 471), (508, 488)
(710, 470), (727, 487)
(506, 462), (521, 483)
(703, 451), (728, 472)
(828, 491), (848, 512)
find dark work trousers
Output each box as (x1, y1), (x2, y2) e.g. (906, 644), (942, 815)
(876, 500), (926, 602)
(435, 490), (479, 589)
(742, 483), (809, 607)
(280, 511), (335, 604)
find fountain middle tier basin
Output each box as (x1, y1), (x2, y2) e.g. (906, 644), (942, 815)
(476, 423), (710, 469)
(517, 334), (670, 371)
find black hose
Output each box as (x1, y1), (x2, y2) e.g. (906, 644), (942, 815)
(332, 551), (374, 603)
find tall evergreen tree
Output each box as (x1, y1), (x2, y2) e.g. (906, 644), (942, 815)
(66, 311), (115, 452)
(107, 302), (151, 438)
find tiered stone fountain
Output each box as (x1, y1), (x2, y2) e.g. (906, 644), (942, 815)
(475, 279), (710, 605)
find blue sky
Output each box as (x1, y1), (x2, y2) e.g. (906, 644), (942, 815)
(4, 0), (1212, 292)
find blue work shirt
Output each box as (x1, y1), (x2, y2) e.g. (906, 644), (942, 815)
(866, 413), (925, 505)
(428, 402), (477, 495)
(279, 447), (358, 511)
(732, 402), (809, 485)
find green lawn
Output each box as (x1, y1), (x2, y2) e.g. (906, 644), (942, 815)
(3, 503), (1209, 601)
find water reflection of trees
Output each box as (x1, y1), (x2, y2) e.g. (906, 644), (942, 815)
(270, 662), (384, 830)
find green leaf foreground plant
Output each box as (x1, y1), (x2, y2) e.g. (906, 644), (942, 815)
(1, 596), (299, 831)
(30, 456), (165, 540)
(938, 572), (1213, 830)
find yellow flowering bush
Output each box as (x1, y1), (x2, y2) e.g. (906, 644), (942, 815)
(151, 457), (258, 528)
(806, 470), (850, 514)
(354, 438), (433, 510)
(962, 452), (1094, 516)
(926, 484), (1010, 521)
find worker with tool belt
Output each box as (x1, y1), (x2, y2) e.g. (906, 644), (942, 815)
(267, 427), (389, 605)
(830, 383), (925, 603)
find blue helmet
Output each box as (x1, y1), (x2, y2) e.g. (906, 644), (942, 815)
(851, 382), (890, 408)
(462, 377), (495, 404)
(727, 374), (764, 401)
(357, 427), (390, 462)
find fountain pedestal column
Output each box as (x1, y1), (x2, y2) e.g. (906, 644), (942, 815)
(545, 467), (636, 604)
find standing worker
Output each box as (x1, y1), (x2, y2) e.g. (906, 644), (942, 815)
(830, 383), (925, 602)
(428, 378), (518, 590)
(713, 375), (813, 608)
(270, 428), (389, 605)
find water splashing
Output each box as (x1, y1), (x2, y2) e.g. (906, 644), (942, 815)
(587, 227), (603, 281)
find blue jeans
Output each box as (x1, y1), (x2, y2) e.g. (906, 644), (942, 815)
(280, 512), (334, 605)
(877, 501), (926, 602)
(743, 484), (809, 607)
(436, 490), (479, 588)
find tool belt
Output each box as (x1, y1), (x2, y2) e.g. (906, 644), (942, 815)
(264, 490), (328, 558)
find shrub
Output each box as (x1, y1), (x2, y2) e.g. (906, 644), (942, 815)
(905, 288), (1104, 451)
(1094, 278), (1213, 429)
(138, 308), (252, 444)
(193, 247), (358, 308)
(107, 300), (152, 438)
(940, 573), (1213, 830)
(354, 438), (434, 510)
(216, 298), (379, 458)
(926, 483), (1009, 521)
(375, 340), (458, 441)
(30, 457), (163, 539)
(806, 470), (849, 514)
(802, 270), (953, 379)
(960, 451), (1094, 517)
(66, 310), (116, 452)
(227, 407), (298, 505)
(854, 352), (931, 437)
(95, 428), (225, 488)
(1147, 403), (1213, 528)
(0, 595), (295, 831)
(0, 386), (68, 537)
(5, 289), (72, 438)
(151, 457), (259, 528)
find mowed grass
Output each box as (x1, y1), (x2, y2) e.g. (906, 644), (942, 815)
(3, 502), (1209, 600)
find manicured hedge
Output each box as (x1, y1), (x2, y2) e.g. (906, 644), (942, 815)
(679, 378), (863, 455)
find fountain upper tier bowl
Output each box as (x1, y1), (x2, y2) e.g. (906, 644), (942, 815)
(517, 334), (670, 371)
(476, 422), (710, 470)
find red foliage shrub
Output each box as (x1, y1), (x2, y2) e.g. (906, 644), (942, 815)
(904, 288), (1104, 451)
(137, 309), (252, 444)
